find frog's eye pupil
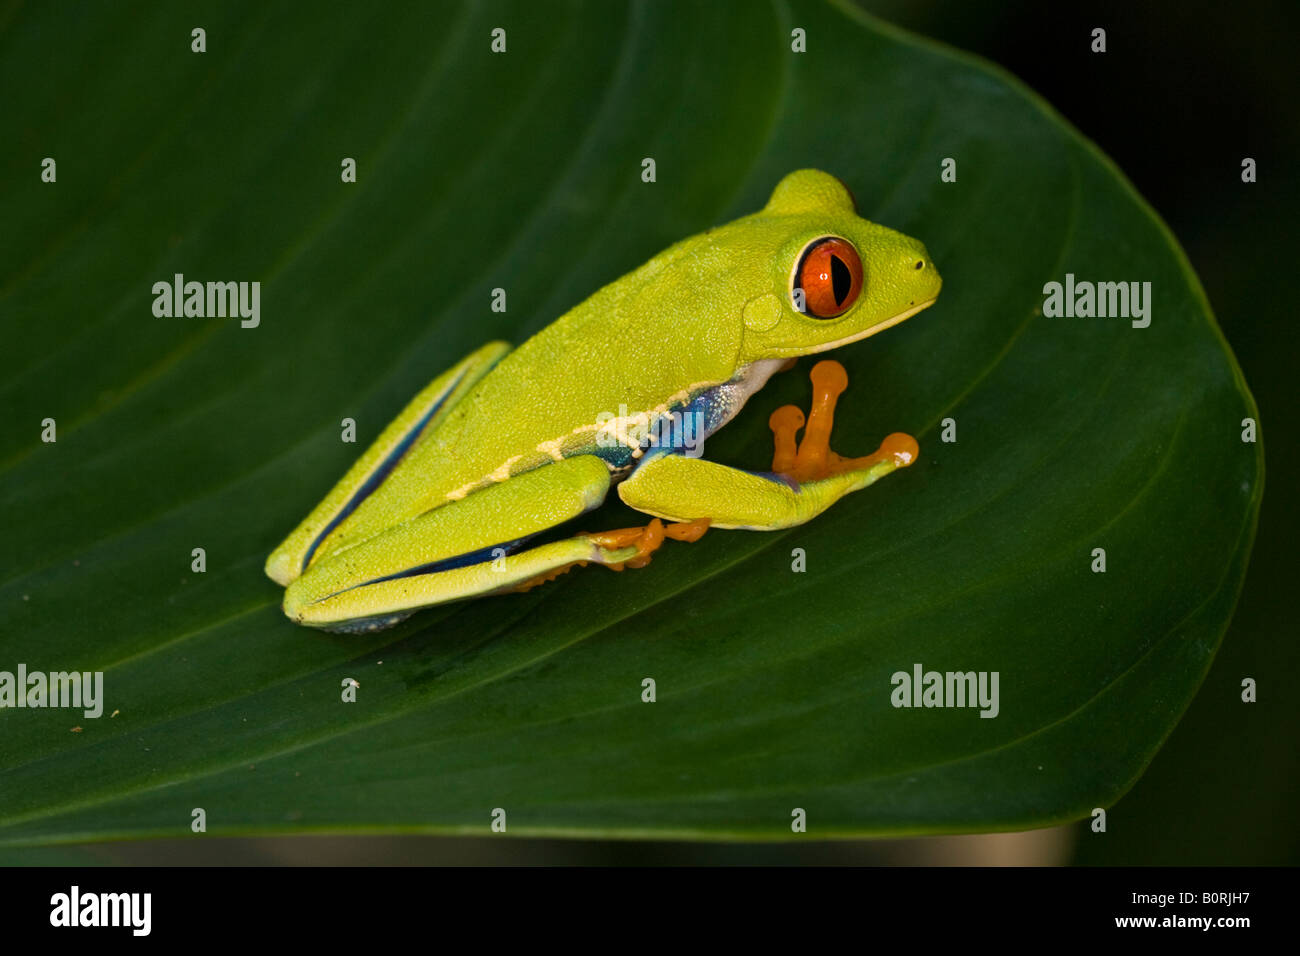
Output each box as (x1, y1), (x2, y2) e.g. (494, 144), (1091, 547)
(831, 254), (851, 305)
(794, 237), (863, 319)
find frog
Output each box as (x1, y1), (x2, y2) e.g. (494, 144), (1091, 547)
(265, 169), (942, 631)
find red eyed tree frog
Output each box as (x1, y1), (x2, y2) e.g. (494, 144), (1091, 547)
(265, 170), (942, 631)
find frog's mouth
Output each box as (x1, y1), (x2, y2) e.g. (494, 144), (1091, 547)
(773, 297), (939, 358)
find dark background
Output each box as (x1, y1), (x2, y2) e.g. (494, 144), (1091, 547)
(15, 0), (1296, 866)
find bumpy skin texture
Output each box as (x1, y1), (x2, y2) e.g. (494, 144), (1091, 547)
(618, 446), (905, 531)
(267, 169), (942, 631)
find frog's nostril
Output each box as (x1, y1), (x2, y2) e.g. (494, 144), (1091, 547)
(914, 260), (925, 270)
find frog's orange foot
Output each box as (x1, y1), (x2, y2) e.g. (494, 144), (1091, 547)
(768, 360), (918, 483)
(512, 518), (710, 592)
(584, 517), (711, 570)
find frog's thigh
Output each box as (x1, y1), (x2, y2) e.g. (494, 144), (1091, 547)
(283, 455), (635, 631)
(617, 452), (906, 531)
(266, 341), (512, 586)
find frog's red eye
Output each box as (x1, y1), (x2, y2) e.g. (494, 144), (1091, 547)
(794, 237), (863, 318)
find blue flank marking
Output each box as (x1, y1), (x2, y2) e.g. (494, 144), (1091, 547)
(579, 386), (725, 473)
(627, 384), (801, 488)
(624, 381), (740, 474)
(677, 385), (734, 438)
(300, 366), (469, 573)
(591, 442), (635, 470)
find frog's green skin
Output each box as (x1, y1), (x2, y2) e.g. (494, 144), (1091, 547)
(266, 170), (941, 631)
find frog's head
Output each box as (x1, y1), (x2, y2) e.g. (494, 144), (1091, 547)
(733, 169), (941, 363)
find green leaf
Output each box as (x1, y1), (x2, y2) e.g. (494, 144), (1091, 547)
(0, 0), (1260, 843)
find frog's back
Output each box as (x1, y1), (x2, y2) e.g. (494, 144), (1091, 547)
(333, 249), (747, 550)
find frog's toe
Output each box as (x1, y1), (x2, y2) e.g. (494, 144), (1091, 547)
(768, 405), (805, 474)
(583, 517), (712, 570)
(510, 517), (710, 592)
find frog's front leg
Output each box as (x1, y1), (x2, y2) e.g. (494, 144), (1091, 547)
(618, 360), (917, 530)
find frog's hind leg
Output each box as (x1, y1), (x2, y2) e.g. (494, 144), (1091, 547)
(283, 454), (644, 631)
(618, 360), (917, 531)
(291, 534), (646, 633)
(266, 340), (512, 587)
